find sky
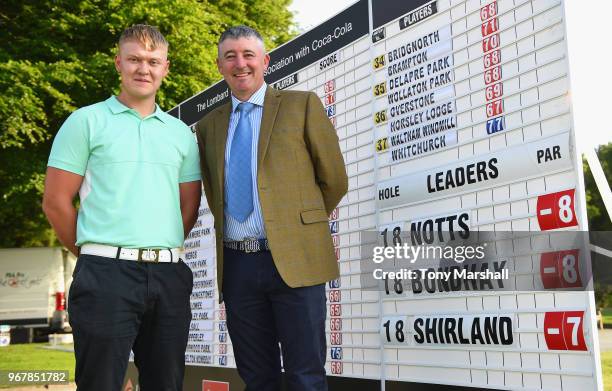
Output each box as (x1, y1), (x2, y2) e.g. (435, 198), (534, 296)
(289, 0), (612, 152)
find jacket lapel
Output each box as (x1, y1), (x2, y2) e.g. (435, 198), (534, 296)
(214, 103), (232, 192)
(257, 87), (281, 169)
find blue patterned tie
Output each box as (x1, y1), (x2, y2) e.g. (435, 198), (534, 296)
(227, 102), (255, 222)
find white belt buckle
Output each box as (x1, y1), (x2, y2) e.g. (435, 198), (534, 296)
(140, 249), (159, 262)
(244, 237), (258, 253)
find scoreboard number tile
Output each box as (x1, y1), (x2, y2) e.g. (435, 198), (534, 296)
(373, 54), (386, 70)
(373, 82), (387, 97)
(484, 66), (502, 85)
(375, 137), (389, 153)
(536, 189), (578, 230)
(543, 311), (587, 351)
(480, 1), (498, 21)
(539, 249), (582, 289)
(485, 99), (504, 117)
(485, 82), (503, 101)
(486, 115), (506, 134)
(330, 346), (343, 360)
(324, 80), (335, 93)
(482, 33), (501, 53)
(328, 278), (341, 289)
(373, 109), (388, 125)
(330, 360), (343, 374)
(383, 275), (407, 296)
(330, 303), (342, 317)
(328, 289), (342, 303)
(330, 317), (342, 331)
(381, 316), (409, 345)
(329, 207), (339, 221)
(483, 49), (501, 68)
(481, 18), (499, 37)
(330, 332), (343, 346)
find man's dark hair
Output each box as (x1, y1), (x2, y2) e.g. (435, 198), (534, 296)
(218, 25), (265, 49)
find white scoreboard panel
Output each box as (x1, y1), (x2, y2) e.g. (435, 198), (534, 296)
(170, 0), (603, 389)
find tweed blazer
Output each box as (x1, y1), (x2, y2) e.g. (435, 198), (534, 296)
(195, 86), (348, 296)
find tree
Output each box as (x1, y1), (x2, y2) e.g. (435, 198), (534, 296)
(0, 0), (296, 247)
(583, 143), (612, 311)
(583, 142), (612, 231)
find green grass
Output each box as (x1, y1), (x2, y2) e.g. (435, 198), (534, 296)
(0, 343), (610, 389)
(604, 351), (612, 391)
(0, 343), (75, 388)
(603, 308), (612, 327)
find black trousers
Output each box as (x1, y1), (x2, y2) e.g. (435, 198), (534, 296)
(223, 248), (328, 391)
(68, 254), (193, 391)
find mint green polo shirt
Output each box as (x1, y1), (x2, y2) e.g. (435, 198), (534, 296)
(48, 96), (201, 248)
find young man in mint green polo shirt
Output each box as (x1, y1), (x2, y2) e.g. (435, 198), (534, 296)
(43, 24), (201, 391)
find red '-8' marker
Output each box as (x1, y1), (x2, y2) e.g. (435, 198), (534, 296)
(536, 189), (578, 230)
(540, 249), (582, 289)
(544, 311), (587, 351)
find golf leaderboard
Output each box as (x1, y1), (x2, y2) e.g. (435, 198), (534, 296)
(159, 0), (603, 389)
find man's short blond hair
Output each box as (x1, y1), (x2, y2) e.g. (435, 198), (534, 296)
(119, 24), (168, 51)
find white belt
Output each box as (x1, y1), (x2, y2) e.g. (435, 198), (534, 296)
(80, 244), (181, 263)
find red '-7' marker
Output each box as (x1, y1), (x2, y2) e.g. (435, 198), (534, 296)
(544, 311), (587, 351)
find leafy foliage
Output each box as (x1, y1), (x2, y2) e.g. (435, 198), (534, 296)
(0, 0), (295, 247)
(584, 144), (612, 310)
(583, 143), (612, 231)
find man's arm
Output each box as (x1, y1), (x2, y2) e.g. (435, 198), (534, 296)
(179, 180), (202, 238)
(304, 92), (349, 214)
(42, 167), (84, 256)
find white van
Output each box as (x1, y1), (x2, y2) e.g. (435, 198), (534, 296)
(0, 247), (76, 340)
